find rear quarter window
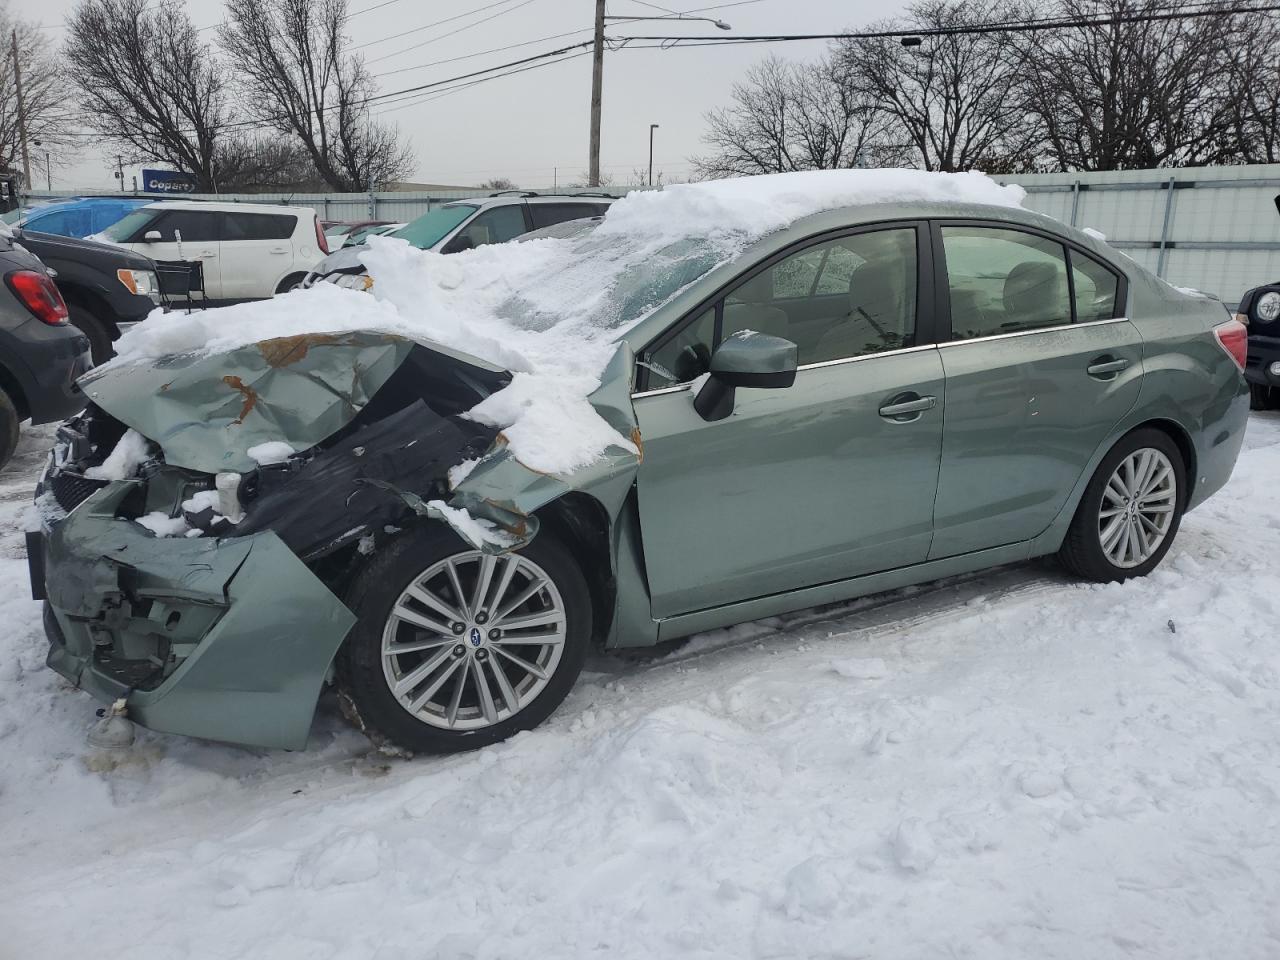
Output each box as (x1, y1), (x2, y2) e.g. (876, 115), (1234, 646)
(222, 212), (298, 241)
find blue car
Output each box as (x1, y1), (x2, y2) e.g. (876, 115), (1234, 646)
(14, 197), (152, 239)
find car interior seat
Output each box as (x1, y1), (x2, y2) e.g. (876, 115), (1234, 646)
(724, 269), (790, 341)
(1002, 261), (1067, 330)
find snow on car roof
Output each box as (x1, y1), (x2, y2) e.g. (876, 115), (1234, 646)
(108, 170), (1025, 473)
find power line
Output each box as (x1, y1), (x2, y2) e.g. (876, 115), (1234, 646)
(366, 0), (540, 63)
(354, 0), (529, 51)
(612, 1), (1280, 44)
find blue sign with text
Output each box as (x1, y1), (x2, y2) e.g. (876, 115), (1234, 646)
(142, 169), (198, 194)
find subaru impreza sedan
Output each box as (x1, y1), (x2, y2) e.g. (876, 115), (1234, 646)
(30, 189), (1249, 755)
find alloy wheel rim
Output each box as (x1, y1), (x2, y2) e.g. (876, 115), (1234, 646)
(381, 551), (566, 731)
(1098, 448), (1177, 569)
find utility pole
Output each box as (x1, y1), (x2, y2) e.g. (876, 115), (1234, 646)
(11, 30), (31, 192)
(116, 155), (124, 192)
(648, 123), (659, 186)
(588, 0), (605, 187)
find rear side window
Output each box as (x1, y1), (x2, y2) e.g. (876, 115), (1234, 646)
(147, 210), (220, 243)
(454, 205), (528, 248)
(222, 212), (297, 241)
(941, 226), (1071, 339)
(1069, 249), (1119, 322)
(529, 203), (601, 229)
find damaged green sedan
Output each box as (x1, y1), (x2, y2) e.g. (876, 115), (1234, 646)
(30, 183), (1249, 754)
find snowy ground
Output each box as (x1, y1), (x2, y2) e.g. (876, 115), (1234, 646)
(2, 414), (1279, 960)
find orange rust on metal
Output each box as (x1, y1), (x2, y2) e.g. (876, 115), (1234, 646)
(257, 333), (346, 368)
(222, 375), (259, 425)
(630, 426), (644, 463)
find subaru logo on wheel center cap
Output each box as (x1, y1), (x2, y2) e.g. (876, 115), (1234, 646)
(468, 627), (483, 647)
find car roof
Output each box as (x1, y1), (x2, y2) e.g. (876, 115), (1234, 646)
(442, 194), (615, 209)
(140, 199), (308, 215)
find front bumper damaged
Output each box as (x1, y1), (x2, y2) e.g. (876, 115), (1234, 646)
(38, 483), (356, 750)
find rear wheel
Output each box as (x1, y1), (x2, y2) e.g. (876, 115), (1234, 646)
(0, 388), (19, 470)
(1058, 428), (1186, 582)
(66, 303), (115, 365)
(337, 526), (591, 754)
(275, 273), (307, 295)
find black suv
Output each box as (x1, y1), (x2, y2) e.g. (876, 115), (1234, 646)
(11, 228), (160, 364)
(1237, 282), (1280, 409)
(0, 229), (91, 468)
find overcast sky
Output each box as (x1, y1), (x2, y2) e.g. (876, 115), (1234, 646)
(10, 0), (891, 190)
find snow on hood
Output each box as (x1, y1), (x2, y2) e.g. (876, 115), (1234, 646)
(104, 170), (1024, 474)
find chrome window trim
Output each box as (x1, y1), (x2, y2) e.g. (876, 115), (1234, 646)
(631, 342), (942, 398)
(936, 315), (1129, 348)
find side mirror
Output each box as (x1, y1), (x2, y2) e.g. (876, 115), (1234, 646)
(142, 230), (162, 242)
(694, 330), (798, 422)
(1241, 284), (1280, 327)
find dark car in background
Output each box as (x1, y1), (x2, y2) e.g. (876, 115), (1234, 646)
(11, 228), (160, 364)
(1236, 282), (1280, 409)
(0, 227), (91, 468)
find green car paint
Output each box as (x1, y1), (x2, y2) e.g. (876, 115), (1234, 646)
(43, 484), (355, 750)
(35, 200), (1248, 749)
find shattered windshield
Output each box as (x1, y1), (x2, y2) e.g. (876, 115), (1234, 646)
(492, 220), (727, 335)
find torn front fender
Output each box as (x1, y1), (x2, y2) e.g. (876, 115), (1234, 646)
(43, 483), (356, 750)
(78, 332), (416, 474)
(448, 342), (642, 540)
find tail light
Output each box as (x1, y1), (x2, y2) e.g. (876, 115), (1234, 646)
(5, 269), (69, 325)
(1214, 319), (1247, 371)
(314, 216), (329, 256)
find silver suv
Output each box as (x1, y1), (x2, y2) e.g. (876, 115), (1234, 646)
(304, 192), (614, 288)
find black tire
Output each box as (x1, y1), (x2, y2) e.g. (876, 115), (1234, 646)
(275, 273), (307, 295)
(1058, 427), (1187, 583)
(336, 524), (592, 754)
(67, 303), (115, 366)
(0, 388), (19, 471)
(1251, 383), (1276, 411)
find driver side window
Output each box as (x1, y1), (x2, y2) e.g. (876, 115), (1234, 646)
(639, 227), (918, 390)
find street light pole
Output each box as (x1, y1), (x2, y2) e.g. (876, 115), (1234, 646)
(588, 0), (605, 188)
(648, 123), (659, 186)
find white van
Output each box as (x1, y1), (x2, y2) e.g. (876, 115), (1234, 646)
(94, 200), (328, 302)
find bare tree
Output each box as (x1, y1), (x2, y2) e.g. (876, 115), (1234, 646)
(215, 136), (318, 190)
(1219, 8), (1280, 163)
(693, 54), (901, 179)
(479, 177), (517, 190)
(219, 0), (413, 192)
(838, 0), (1040, 172)
(0, 3), (76, 184)
(63, 0), (235, 190)
(1020, 0), (1239, 170)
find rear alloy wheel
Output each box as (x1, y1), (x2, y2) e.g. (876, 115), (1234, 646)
(1058, 428), (1186, 582)
(338, 527), (590, 753)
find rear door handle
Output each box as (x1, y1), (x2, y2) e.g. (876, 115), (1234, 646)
(1087, 356), (1129, 378)
(878, 393), (937, 422)
(270, 246), (289, 254)
(197, 252), (217, 259)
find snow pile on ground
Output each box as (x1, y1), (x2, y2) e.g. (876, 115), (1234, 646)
(2, 413), (1279, 959)
(102, 171), (1024, 474)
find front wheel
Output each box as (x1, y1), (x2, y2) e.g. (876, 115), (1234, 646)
(1251, 383), (1276, 411)
(1058, 428), (1186, 582)
(337, 526), (591, 754)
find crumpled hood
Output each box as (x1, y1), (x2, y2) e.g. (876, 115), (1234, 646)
(78, 332), (418, 473)
(309, 244), (367, 279)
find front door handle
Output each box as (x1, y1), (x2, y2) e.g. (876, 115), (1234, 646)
(878, 393), (937, 422)
(197, 252), (217, 259)
(1087, 356), (1129, 379)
